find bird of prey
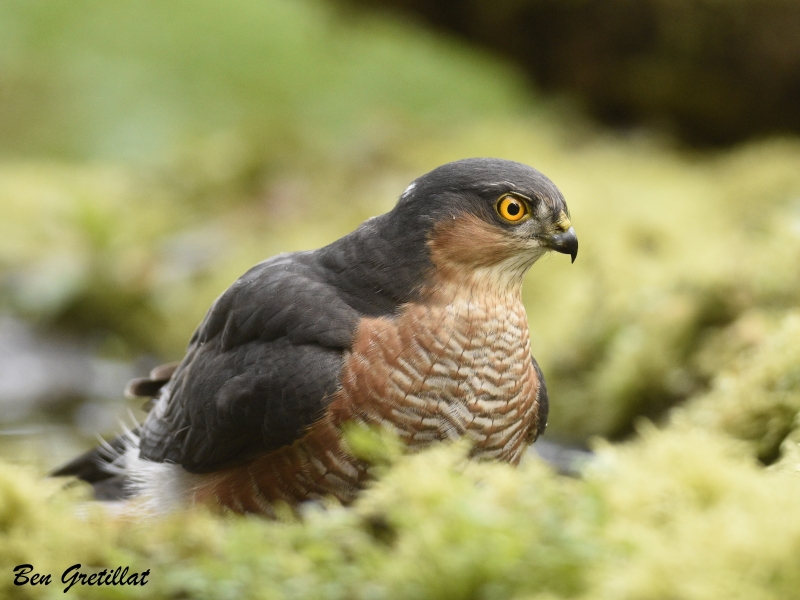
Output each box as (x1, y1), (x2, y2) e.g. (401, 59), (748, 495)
(53, 158), (578, 515)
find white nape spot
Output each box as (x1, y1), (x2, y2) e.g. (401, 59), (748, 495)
(401, 182), (416, 198)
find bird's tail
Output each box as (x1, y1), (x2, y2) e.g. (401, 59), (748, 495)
(50, 362), (179, 500)
(50, 427), (140, 500)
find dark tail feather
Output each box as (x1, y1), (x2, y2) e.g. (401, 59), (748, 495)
(50, 433), (136, 500)
(52, 363), (175, 500)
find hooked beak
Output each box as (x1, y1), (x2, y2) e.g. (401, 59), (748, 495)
(546, 227), (578, 263)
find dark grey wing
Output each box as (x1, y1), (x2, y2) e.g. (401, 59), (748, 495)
(532, 356), (549, 439)
(137, 252), (363, 473)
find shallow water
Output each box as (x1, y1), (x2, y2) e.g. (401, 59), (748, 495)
(0, 315), (149, 471)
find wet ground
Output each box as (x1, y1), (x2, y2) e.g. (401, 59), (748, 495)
(0, 315), (150, 472)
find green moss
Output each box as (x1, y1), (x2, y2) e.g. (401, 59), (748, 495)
(5, 426), (800, 598)
(589, 426), (800, 600)
(676, 312), (800, 464)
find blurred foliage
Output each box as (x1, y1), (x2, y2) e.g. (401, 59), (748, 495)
(0, 0), (530, 162)
(342, 0), (800, 146)
(2, 0), (800, 596)
(529, 139), (800, 443)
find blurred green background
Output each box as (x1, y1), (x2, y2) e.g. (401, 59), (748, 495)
(2, 1), (800, 597)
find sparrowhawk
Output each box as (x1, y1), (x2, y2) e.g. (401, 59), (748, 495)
(53, 158), (578, 515)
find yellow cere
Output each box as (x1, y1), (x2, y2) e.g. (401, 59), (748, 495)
(556, 211), (572, 231)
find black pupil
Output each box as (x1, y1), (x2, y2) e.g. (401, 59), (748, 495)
(506, 201), (520, 216)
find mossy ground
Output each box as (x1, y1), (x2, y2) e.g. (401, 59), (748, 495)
(2, 0), (800, 597)
(4, 417), (800, 599)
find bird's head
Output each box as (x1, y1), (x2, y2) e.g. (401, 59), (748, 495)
(392, 158), (577, 287)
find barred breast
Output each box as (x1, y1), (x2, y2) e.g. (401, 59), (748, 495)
(338, 280), (541, 462)
(192, 274), (542, 514)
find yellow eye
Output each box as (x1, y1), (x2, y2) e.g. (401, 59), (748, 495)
(497, 195), (528, 222)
